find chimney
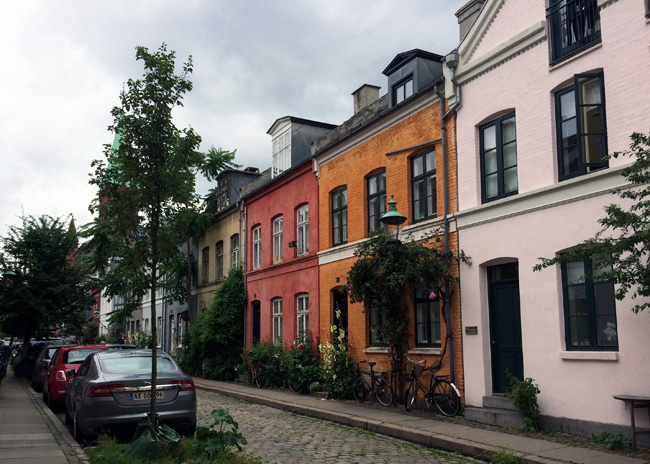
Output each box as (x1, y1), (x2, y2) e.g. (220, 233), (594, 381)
(244, 167), (259, 173)
(456, 0), (485, 41)
(352, 84), (381, 114)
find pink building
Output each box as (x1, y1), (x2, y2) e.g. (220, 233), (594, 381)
(242, 117), (334, 348)
(450, 0), (650, 440)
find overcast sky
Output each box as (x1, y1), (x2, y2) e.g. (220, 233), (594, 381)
(0, 0), (467, 240)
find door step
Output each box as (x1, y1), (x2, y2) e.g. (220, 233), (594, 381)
(464, 395), (524, 428)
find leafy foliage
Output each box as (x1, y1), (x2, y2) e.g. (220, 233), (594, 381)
(193, 409), (248, 460)
(591, 431), (631, 450)
(535, 132), (650, 313)
(346, 227), (467, 375)
(248, 341), (282, 388)
(281, 339), (323, 394)
(0, 215), (93, 348)
(504, 371), (541, 432)
(319, 308), (355, 399)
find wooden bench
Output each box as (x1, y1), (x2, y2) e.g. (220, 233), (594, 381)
(613, 395), (650, 452)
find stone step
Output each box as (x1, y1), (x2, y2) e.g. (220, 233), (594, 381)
(482, 394), (517, 411)
(464, 405), (524, 428)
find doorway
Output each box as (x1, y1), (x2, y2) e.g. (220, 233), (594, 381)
(252, 301), (260, 344)
(488, 262), (523, 393)
(332, 289), (348, 338)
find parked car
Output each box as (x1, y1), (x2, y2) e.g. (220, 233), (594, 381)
(105, 344), (137, 350)
(31, 343), (64, 392)
(43, 345), (108, 410)
(65, 349), (196, 442)
(14, 339), (62, 379)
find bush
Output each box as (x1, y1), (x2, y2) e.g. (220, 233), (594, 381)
(490, 448), (519, 464)
(249, 341), (282, 388)
(319, 309), (355, 399)
(282, 339), (323, 394)
(591, 431), (631, 450)
(505, 371), (541, 432)
(133, 330), (153, 349)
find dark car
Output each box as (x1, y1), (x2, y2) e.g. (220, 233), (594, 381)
(14, 339), (61, 379)
(65, 349), (196, 442)
(43, 344), (109, 409)
(31, 343), (63, 392)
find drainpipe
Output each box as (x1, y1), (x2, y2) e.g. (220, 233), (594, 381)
(240, 197), (247, 350)
(435, 51), (461, 384)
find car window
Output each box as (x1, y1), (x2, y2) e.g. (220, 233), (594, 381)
(76, 356), (93, 376)
(50, 349), (60, 365)
(102, 356), (177, 374)
(46, 347), (59, 360)
(63, 349), (103, 364)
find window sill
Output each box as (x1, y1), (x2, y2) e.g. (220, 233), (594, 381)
(363, 347), (389, 354)
(408, 347), (442, 355)
(560, 351), (618, 361)
(549, 41), (602, 72)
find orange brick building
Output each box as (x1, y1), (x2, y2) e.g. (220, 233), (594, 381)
(311, 49), (464, 398)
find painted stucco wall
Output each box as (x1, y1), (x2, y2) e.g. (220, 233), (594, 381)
(455, 0), (650, 430)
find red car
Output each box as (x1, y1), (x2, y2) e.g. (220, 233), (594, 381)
(43, 344), (108, 410)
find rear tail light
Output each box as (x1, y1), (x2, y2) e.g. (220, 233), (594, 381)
(55, 370), (67, 382)
(86, 384), (124, 397)
(170, 380), (195, 391)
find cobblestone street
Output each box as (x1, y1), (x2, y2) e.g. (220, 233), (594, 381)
(196, 390), (483, 464)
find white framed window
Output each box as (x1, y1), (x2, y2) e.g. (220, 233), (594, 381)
(216, 241), (224, 279)
(297, 205), (309, 256)
(273, 298), (283, 345)
(272, 129), (291, 178)
(157, 316), (162, 346)
(252, 226), (261, 269)
(231, 234), (240, 269)
(296, 294), (309, 342)
(177, 314), (185, 347)
(273, 216), (283, 264)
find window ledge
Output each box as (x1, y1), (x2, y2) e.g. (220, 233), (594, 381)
(560, 351), (618, 361)
(408, 348), (442, 355)
(363, 347), (389, 354)
(549, 41), (602, 72)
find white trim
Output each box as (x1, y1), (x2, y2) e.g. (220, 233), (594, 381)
(363, 347), (389, 354)
(408, 348), (442, 355)
(597, 0), (620, 10)
(560, 351), (619, 361)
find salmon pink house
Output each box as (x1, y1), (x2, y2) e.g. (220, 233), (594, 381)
(242, 116), (335, 348)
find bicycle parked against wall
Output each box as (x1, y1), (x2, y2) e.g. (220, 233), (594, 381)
(267, 352), (295, 391)
(403, 355), (461, 417)
(241, 353), (262, 388)
(351, 360), (393, 406)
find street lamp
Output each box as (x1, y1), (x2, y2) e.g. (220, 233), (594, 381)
(380, 195), (407, 243)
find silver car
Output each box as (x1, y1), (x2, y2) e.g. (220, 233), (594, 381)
(64, 349), (196, 442)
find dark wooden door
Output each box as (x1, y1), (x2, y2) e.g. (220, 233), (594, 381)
(252, 301), (260, 344)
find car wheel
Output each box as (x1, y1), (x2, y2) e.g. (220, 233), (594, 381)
(73, 408), (86, 445)
(34, 380), (43, 393)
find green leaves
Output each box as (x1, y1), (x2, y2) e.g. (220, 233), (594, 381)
(193, 408), (248, 458)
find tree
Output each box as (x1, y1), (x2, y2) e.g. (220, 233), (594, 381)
(346, 228), (467, 377)
(0, 215), (92, 354)
(83, 44), (236, 425)
(535, 132), (650, 314)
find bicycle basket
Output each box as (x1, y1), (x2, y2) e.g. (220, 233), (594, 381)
(410, 362), (425, 377)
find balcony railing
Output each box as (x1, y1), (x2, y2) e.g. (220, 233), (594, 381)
(547, 0), (601, 63)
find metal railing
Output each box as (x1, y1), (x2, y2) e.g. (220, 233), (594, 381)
(547, 0), (601, 63)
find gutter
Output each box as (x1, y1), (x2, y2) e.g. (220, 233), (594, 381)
(435, 54), (462, 384)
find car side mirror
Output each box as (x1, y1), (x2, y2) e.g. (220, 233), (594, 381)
(66, 369), (76, 378)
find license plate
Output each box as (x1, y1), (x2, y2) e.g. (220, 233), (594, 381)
(130, 391), (164, 401)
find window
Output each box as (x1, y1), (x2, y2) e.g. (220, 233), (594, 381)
(157, 317), (162, 346)
(297, 205), (309, 256)
(296, 294), (309, 342)
(273, 216), (283, 263)
(231, 234), (240, 269)
(272, 298), (283, 345)
(556, 73), (608, 180)
(412, 150), (437, 221)
(367, 170), (386, 234)
(272, 129), (291, 178)
(562, 256), (617, 350)
(369, 303), (389, 347)
(177, 314), (185, 347)
(216, 241), (224, 279)
(332, 188), (348, 246)
(646, 0), (650, 18)
(252, 226), (261, 269)
(394, 76), (414, 105)
(201, 247), (209, 283)
(547, 0), (601, 63)
(414, 287), (441, 347)
(216, 176), (230, 211)
(480, 114), (518, 202)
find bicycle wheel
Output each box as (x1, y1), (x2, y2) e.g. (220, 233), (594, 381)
(433, 379), (461, 417)
(404, 380), (417, 412)
(243, 365), (252, 384)
(254, 366), (263, 388)
(351, 372), (366, 402)
(374, 375), (393, 407)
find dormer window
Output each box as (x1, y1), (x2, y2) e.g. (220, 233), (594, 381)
(393, 77), (414, 105)
(216, 175), (230, 211)
(272, 129), (291, 178)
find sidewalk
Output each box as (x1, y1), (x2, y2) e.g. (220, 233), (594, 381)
(193, 377), (650, 464)
(0, 370), (86, 464)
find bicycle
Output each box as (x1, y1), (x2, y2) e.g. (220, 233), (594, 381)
(267, 352), (295, 391)
(241, 353), (262, 388)
(403, 355), (461, 417)
(351, 360), (393, 406)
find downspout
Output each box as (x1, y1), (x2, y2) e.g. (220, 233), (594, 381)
(435, 55), (461, 384)
(240, 196), (247, 350)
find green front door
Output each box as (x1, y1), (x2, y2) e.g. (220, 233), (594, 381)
(488, 263), (523, 393)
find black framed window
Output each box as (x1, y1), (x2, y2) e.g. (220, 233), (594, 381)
(201, 246), (209, 284)
(332, 188), (348, 246)
(393, 76), (414, 105)
(547, 0), (601, 64)
(480, 113), (517, 202)
(367, 171), (386, 234)
(412, 149), (437, 221)
(646, 0), (650, 18)
(369, 303), (389, 347)
(556, 73), (608, 181)
(414, 287), (441, 347)
(562, 256), (618, 350)
(216, 241), (223, 279)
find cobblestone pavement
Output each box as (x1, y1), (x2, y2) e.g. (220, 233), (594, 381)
(197, 389), (484, 464)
